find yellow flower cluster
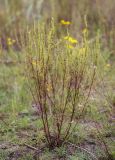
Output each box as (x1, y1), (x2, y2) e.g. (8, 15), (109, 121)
(64, 36), (78, 44)
(64, 35), (78, 49)
(60, 20), (71, 25)
(7, 38), (15, 46)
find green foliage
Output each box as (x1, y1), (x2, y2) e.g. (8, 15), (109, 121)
(55, 146), (67, 158)
(0, 150), (9, 160)
(69, 151), (91, 160)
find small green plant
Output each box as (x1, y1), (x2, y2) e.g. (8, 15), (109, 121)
(0, 150), (9, 160)
(55, 146), (67, 158)
(95, 124), (114, 160)
(69, 151), (90, 160)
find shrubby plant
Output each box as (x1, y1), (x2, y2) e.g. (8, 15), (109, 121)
(22, 21), (102, 149)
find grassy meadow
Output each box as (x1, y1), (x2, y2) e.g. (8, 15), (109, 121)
(0, 0), (115, 160)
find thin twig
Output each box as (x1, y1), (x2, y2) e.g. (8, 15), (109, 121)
(24, 143), (38, 151)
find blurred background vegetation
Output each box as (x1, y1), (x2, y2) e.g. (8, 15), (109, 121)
(0, 0), (115, 50)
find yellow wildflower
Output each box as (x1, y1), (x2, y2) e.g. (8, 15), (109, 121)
(7, 38), (12, 45)
(7, 38), (15, 46)
(70, 38), (78, 44)
(64, 36), (69, 40)
(7, 41), (12, 46)
(60, 20), (71, 25)
(64, 36), (78, 44)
